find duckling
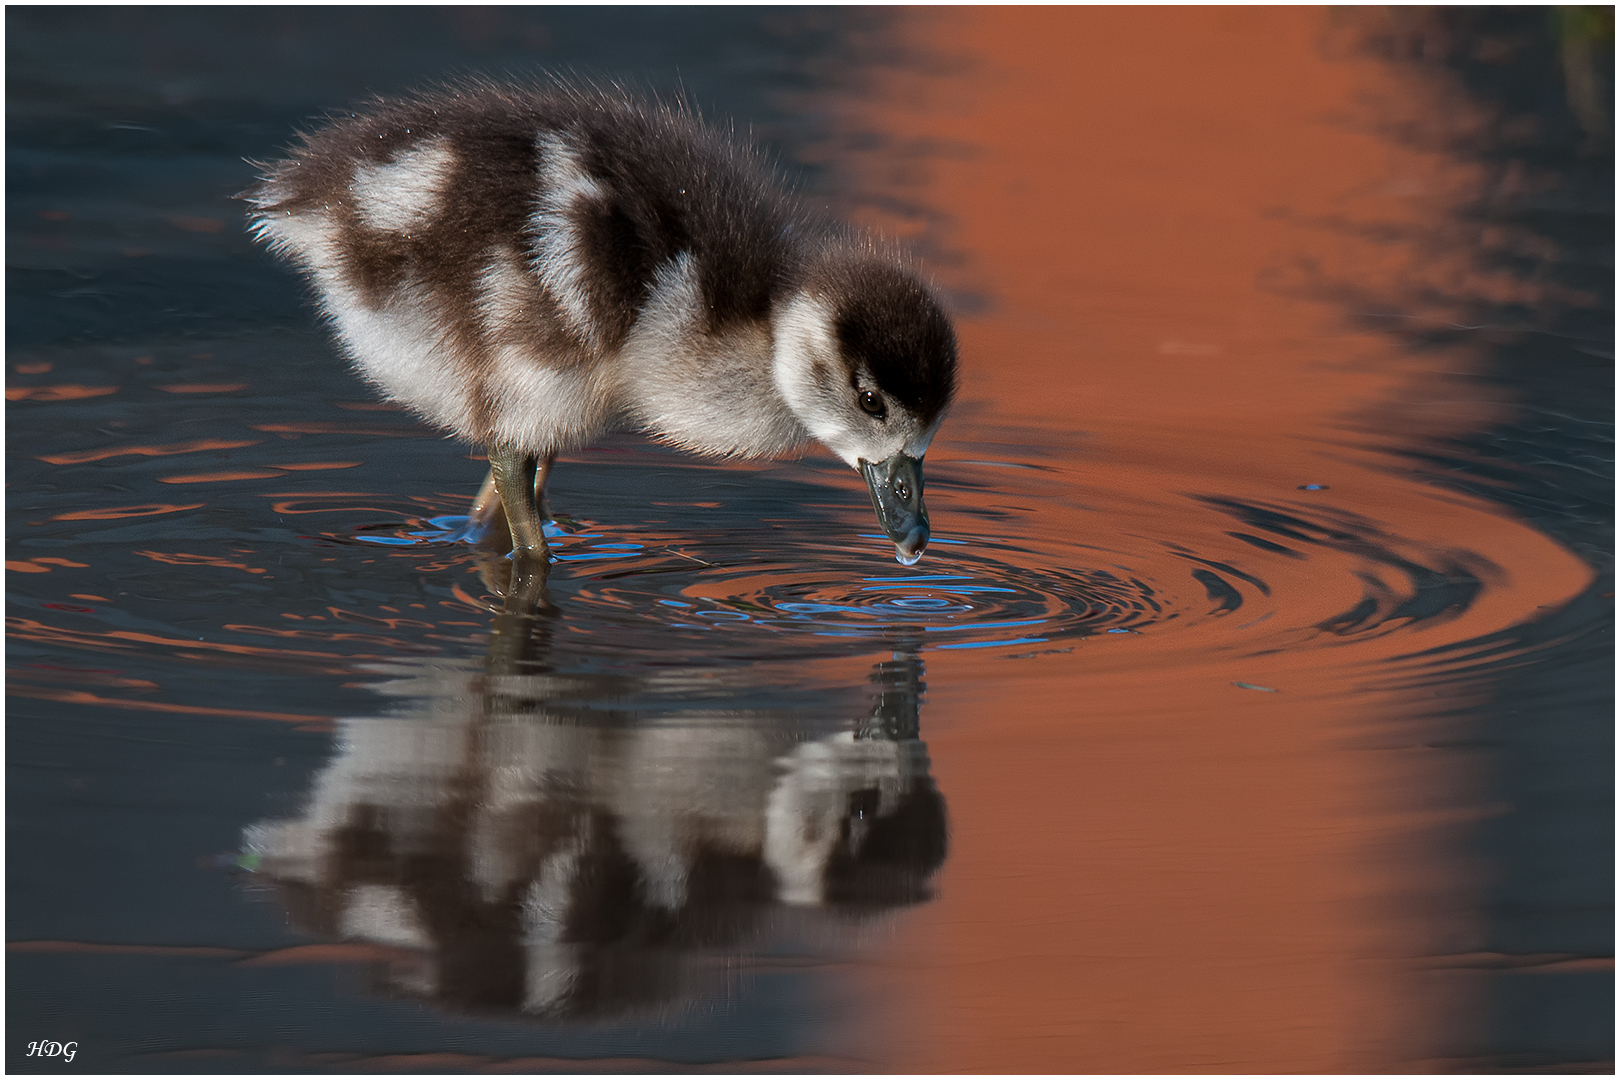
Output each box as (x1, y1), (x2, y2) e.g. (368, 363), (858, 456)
(246, 83), (957, 567)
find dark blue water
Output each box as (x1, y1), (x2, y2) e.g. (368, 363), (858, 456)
(7, 6), (1611, 1072)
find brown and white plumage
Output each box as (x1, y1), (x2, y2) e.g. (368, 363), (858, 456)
(247, 83), (957, 569)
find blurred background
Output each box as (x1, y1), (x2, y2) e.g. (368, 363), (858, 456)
(7, 6), (1612, 1073)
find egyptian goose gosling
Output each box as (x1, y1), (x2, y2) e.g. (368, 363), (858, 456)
(247, 83), (957, 566)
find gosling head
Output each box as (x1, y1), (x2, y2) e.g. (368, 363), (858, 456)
(773, 253), (958, 565)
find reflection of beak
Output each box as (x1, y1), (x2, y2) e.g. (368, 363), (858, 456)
(860, 453), (930, 565)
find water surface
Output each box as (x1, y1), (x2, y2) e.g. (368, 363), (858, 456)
(8, 7), (1611, 1073)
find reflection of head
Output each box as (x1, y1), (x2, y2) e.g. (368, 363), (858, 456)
(765, 735), (947, 909)
(244, 651), (946, 1020)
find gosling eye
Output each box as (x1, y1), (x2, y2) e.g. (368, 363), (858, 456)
(858, 389), (887, 420)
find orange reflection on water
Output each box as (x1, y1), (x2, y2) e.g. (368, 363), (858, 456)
(264, 461), (363, 471)
(829, 8), (1594, 1071)
(134, 550), (269, 575)
(6, 557), (89, 573)
(155, 382), (249, 394)
(37, 437), (262, 465)
(50, 502), (205, 521)
(6, 616), (355, 668)
(252, 422), (424, 437)
(156, 463), (362, 484)
(7, 685), (328, 728)
(6, 384), (118, 402)
(157, 469), (286, 484)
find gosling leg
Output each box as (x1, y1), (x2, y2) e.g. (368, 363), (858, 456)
(465, 457), (555, 552)
(487, 443), (553, 557)
(487, 444), (557, 611)
(465, 469), (507, 547)
(533, 450), (556, 521)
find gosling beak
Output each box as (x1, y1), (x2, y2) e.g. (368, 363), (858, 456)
(860, 453), (930, 565)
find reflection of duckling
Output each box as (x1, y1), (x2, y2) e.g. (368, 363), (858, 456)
(241, 637), (946, 1020)
(247, 84), (957, 567)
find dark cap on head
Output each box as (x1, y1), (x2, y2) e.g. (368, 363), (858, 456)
(806, 254), (958, 427)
